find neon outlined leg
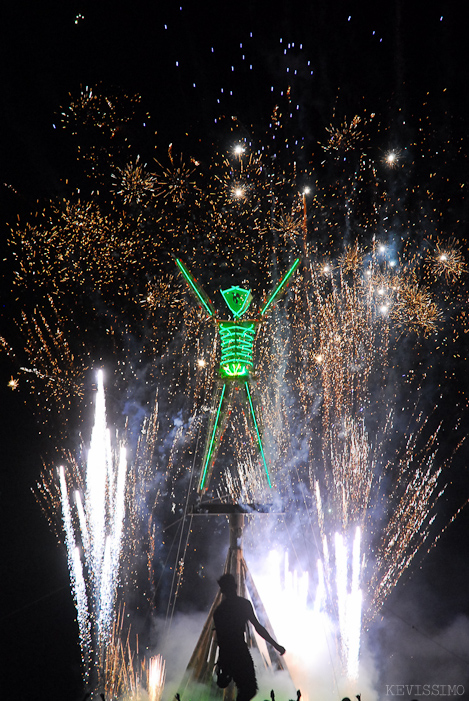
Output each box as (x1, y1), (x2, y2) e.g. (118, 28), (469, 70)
(244, 382), (272, 488)
(199, 383), (232, 493)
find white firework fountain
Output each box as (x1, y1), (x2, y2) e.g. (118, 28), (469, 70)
(59, 370), (127, 689)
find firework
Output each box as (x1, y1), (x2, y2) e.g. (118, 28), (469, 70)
(321, 113), (374, 153)
(334, 528), (362, 680)
(337, 241), (364, 273)
(382, 149), (403, 168)
(8, 376), (19, 389)
(390, 274), (442, 336)
(112, 156), (156, 205)
(147, 654), (166, 701)
(153, 144), (199, 204)
(426, 237), (467, 283)
(253, 239), (450, 674)
(59, 370), (127, 687)
(3, 85), (467, 689)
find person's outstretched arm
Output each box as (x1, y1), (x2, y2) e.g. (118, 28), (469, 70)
(247, 603), (286, 655)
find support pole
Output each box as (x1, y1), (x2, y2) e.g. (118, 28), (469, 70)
(178, 508), (287, 701)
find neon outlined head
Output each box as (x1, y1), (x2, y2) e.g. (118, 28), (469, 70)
(220, 286), (253, 318)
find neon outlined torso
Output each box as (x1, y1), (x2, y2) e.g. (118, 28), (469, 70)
(218, 319), (258, 378)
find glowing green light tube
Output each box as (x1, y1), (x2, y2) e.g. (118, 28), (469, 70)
(199, 384), (226, 491)
(260, 258), (300, 317)
(245, 383), (272, 488)
(175, 258), (214, 317)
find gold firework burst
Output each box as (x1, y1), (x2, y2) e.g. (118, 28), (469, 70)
(391, 276), (442, 336)
(272, 212), (303, 243)
(427, 238), (467, 283)
(322, 114), (365, 152)
(112, 157), (156, 204)
(154, 144), (199, 204)
(338, 242), (364, 274)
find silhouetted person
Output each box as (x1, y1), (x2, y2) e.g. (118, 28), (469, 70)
(213, 573), (286, 701)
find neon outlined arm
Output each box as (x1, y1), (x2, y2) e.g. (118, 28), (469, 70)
(174, 257), (216, 318)
(199, 384), (226, 492)
(259, 258), (300, 317)
(245, 383), (272, 488)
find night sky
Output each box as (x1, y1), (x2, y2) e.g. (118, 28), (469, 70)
(1, 2), (469, 700)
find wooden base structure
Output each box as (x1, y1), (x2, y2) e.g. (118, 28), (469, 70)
(178, 510), (286, 700)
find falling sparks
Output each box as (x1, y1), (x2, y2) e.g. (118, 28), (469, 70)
(3, 84), (467, 689)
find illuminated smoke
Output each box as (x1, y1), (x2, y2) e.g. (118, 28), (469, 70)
(334, 528), (362, 680)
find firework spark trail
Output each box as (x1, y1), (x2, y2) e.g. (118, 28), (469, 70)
(99, 445), (128, 652)
(368, 416), (448, 611)
(59, 465), (92, 681)
(16, 296), (88, 418)
(332, 530), (364, 680)
(333, 530), (363, 680)
(147, 654), (166, 701)
(122, 394), (161, 601)
(104, 606), (141, 699)
(59, 370), (128, 687)
(314, 558), (326, 616)
(254, 240), (452, 676)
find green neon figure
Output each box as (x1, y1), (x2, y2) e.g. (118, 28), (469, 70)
(174, 256), (300, 493)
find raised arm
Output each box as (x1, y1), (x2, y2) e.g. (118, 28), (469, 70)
(259, 258), (300, 317)
(173, 257), (216, 318)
